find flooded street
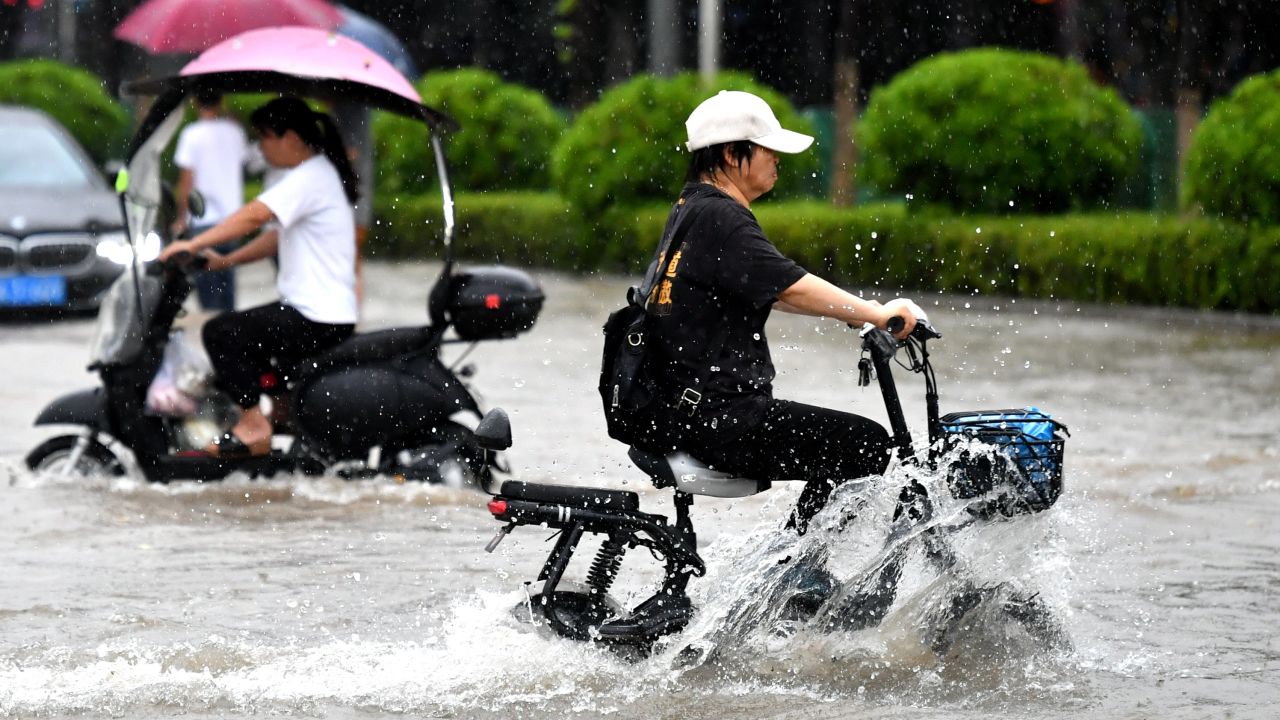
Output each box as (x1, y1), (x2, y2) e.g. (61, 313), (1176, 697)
(2, 260), (1278, 719)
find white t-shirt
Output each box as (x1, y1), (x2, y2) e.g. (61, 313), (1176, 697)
(173, 117), (248, 224)
(257, 155), (357, 325)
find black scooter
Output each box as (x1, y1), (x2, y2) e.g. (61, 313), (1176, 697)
(477, 316), (1071, 652)
(27, 255), (541, 484)
(25, 46), (543, 484)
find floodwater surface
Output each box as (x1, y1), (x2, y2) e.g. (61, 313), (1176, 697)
(1, 261), (1277, 719)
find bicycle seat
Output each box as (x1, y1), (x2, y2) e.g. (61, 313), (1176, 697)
(498, 480), (639, 512)
(627, 447), (770, 498)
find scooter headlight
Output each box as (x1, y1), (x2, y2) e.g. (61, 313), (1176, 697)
(96, 231), (162, 264)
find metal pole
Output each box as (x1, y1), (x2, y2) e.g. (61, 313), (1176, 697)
(647, 0), (680, 77)
(58, 0), (77, 64)
(698, 0), (721, 85)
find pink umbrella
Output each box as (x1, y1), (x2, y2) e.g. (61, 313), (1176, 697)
(179, 26), (421, 105)
(114, 0), (343, 54)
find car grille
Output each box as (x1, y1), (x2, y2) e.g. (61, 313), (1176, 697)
(0, 237), (15, 272)
(0, 233), (99, 275)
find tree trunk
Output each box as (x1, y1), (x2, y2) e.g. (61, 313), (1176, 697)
(830, 0), (860, 206)
(1174, 0), (1205, 186)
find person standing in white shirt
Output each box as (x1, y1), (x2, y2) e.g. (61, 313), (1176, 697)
(172, 89), (249, 312)
(159, 97), (359, 458)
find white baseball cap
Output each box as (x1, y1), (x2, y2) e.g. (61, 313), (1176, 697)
(685, 90), (814, 154)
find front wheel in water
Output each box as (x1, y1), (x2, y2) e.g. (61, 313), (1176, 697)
(26, 434), (126, 478)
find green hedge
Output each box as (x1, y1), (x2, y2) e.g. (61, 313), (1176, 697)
(0, 58), (130, 163)
(371, 192), (1280, 313)
(550, 71), (821, 215)
(1183, 68), (1280, 224)
(857, 48), (1142, 214)
(373, 69), (566, 195)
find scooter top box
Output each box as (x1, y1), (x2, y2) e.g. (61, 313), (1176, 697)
(446, 266), (545, 341)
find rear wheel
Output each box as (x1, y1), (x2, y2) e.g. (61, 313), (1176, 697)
(26, 434), (125, 478)
(512, 581), (623, 642)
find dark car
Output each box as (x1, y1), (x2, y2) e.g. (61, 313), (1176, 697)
(0, 105), (140, 313)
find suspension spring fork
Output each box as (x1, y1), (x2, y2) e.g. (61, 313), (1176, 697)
(59, 429), (95, 479)
(585, 533), (628, 598)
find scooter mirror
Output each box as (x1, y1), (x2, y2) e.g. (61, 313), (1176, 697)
(474, 407), (513, 451)
(188, 189), (207, 219)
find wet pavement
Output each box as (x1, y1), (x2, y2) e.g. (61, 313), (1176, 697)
(1, 260), (1278, 718)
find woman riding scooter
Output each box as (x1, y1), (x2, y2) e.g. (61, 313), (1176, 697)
(159, 97), (359, 458)
(645, 90), (919, 533)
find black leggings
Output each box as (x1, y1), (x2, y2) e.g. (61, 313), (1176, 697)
(203, 302), (354, 408)
(688, 399), (891, 534)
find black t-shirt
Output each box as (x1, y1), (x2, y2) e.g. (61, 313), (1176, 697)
(648, 182), (807, 444)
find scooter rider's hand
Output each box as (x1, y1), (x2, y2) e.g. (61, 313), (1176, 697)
(878, 298), (918, 340)
(158, 239), (197, 263)
(202, 249), (232, 271)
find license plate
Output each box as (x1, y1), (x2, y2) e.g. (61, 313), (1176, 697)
(0, 275), (67, 306)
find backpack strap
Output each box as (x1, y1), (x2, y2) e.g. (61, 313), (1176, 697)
(637, 194), (731, 417)
(638, 196), (702, 310)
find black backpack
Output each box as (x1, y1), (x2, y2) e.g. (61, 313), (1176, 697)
(598, 197), (720, 452)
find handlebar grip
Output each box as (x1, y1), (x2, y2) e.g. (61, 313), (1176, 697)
(886, 315), (905, 335)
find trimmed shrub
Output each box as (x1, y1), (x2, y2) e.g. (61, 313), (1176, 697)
(1184, 69), (1280, 224)
(372, 191), (595, 269)
(857, 48), (1143, 214)
(0, 59), (130, 163)
(550, 71), (821, 215)
(372, 191), (1279, 313)
(372, 69), (566, 195)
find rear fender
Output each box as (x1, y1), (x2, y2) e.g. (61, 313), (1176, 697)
(34, 388), (106, 428)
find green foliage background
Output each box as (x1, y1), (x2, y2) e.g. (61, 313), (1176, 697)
(857, 48), (1142, 213)
(1183, 69), (1280, 224)
(550, 71), (822, 215)
(372, 194), (1279, 313)
(0, 58), (131, 164)
(373, 68), (566, 195)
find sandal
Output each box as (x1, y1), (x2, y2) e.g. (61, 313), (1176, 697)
(205, 431), (269, 459)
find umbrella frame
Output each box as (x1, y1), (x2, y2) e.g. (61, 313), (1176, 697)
(117, 69), (463, 279)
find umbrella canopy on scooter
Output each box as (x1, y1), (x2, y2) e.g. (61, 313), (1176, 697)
(122, 26), (455, 162)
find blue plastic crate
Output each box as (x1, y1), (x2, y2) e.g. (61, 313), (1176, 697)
(940, 408), (1068, 514)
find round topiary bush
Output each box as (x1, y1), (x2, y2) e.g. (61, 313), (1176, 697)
(0, 59), (130, 163)
(373, 68), (566, 195)
(1183, 70), (1280, 224)
(551, 71), (821, 215)
(857, 48), (1142, 213)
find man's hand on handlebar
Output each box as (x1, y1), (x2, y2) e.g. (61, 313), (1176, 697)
(878, 298), (919, 340)
(158, 239), (197, 263)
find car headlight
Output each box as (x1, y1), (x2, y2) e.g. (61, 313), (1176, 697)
(96, 231), (162, 264)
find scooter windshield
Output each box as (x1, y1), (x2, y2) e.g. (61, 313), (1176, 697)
(87, 269), (162, 367)
(87, 105), (184, 367)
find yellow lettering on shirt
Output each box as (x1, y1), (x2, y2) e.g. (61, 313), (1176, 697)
(657, 279), (673, 306)
(666, 250), (682, 277)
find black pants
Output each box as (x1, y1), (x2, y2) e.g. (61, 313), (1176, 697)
(203, 302), (354, 408)
(688, 399), (891, 534)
